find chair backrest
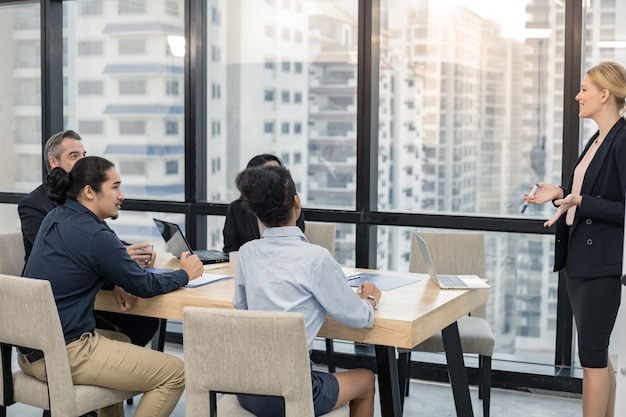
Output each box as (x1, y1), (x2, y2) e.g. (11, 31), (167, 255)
(183, 307), (315, 416)
(0, 274), (78, 415)
(0, 232), (26, 276)
(409, 232), (487, 317)
(304, 221), (336, 257)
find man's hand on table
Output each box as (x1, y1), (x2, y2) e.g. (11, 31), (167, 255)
(114, 285), (136, 312)
(127, 242), (156, 268)
(180, 251), (204, 281)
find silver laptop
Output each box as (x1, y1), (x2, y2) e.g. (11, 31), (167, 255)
(153, 218), (229, 265)
(414, 234), (490, 289)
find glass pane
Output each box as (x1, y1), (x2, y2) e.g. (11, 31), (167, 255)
(63, 0), (185, 201)
(377, 226), (559, 363)
(334, 223), (356, 266)
(379, 0), (564, 219)
(205, 1), (359, 209)
(107, 212), (227, 253)
(106, 211), (175, 251)
(0, 203), (22, 234)
(0, 2), (42, 193)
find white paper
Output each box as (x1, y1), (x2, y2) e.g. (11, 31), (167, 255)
(184, 273), (231, 288)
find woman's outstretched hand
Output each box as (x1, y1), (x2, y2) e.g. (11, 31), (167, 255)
(522, 183), (563, 205)
(544, 194), (581, 227)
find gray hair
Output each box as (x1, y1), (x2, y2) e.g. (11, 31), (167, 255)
(43, 130), (82, 171)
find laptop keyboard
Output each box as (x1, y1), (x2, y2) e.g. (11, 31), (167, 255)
(438, 274), (467, 287)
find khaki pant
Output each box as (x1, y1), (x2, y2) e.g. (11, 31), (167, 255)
(18, 329), (184, 417)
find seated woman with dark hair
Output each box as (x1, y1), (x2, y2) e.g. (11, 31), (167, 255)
(222, 153), (304, 253)
(233, 165), (380, 417)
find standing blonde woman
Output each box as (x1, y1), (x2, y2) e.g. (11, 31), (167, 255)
(524, 62), (626, 417)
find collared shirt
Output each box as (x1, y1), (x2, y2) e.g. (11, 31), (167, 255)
(233, 226), (374, 350)
(24, 200), (189, 344)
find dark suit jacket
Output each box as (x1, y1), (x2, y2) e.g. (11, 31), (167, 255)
(222, 197), (305, 253)
(554, 117), (626, 278)
(18, 184), (57, 262)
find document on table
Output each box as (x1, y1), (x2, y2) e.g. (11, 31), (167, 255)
(144, 268), (231, 288)
(342, 267), (419, 291)
(204, 263), (229, 271)
(184, 273), (231, 288)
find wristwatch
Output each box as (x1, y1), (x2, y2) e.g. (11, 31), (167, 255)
(365, 295), (378, 309)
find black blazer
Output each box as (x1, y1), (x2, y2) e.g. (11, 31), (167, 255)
(554, 117), (626, 278)
(222, 197), (305, 253)
(18, 183), (57, 262)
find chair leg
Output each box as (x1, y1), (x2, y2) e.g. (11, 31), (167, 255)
(325, 338), (336, 373)
(1, 344), (15, 410)
(42, 411), (51, 417)
(478, 355), (484, 399)
(480, 355), (492, 417)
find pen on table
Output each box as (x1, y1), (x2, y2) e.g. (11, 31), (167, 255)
(520, 184), (539, 214)
(345, 272), (361, 281)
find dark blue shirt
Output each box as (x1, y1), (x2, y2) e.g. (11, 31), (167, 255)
(24, 200), (189, 344)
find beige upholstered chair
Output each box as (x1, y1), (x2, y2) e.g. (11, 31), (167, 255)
(397, 232), (494, 417)
(0, 274), (138, 417)
(183, 307), (349, 417)
(304, 221), (336, 257)
(0, 231), (26, 276)
(0, 233), (28, 417)
(303, 221), (338, 372)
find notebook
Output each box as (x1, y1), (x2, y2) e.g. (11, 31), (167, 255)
(342, 268), (419, 291)
(414, 235), (490, 289)
(153, 218), (229, 265)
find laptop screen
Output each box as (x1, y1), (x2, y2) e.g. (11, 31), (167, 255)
(153, 218), (192, 258)
(413, 234), (441, 285)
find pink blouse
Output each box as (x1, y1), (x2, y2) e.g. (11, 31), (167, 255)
(566, 139), (602, 225)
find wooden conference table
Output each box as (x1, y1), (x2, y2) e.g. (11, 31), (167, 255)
(95, 254), (488, 417)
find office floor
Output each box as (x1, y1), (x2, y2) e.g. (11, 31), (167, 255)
(5, 343), (582, 417)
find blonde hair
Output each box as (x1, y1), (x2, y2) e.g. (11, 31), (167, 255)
(586, 62), (626, 113)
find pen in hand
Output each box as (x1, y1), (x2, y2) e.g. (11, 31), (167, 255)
(520, 184), (539, 214)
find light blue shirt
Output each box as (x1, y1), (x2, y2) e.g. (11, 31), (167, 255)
(233, 226), (374, 350)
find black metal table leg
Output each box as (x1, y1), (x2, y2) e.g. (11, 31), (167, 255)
(151, 318), (167, 352)
(374, 345), (403, 417)
(441, 321), (474, 417)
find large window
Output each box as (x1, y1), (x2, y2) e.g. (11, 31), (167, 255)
(373, 0), (569, 363)
(379, 0), (563, 219)
(205, 1), (358, 211)
(0, 3), (41, 195)
(203, 0), (359, 262)
(63, 0), (185, 202)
